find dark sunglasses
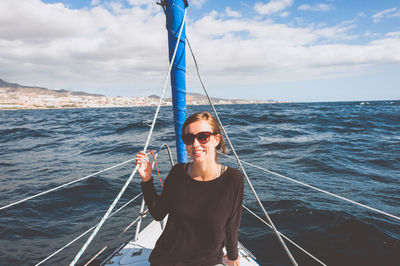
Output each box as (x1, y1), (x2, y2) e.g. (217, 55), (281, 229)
(182, 131), (215, 145)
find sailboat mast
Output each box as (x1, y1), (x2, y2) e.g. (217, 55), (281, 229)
(166, 0), (188, 163)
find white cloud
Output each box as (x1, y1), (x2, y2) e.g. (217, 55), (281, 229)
(0, 0), (167, 95)
(179, 12), (400, 94)
(298, 3), (334, 12)
(372, 8), (398, 23)
(90, 0), (101, 6)
(389, 10), (400, 18)
(279, 11), (290, 18)
(357, 12), (366, 17)
(386, 32), (400, 38)
(191, 0), (208, 8)
(127, 0), (155, 6)
(254, 0), (293, 15)
(225, 7), (241, 18)
(364, 31), (382, 38)
(312, 20), (358, 41)
(0, 0), (399, 99)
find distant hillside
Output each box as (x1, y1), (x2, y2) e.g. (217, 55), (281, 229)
(0, 78), (104, 97)
(184, 92), (222, 102)
(0, 78), (47, 90)
(0, 78), (278, 109)
(0, 79), (222, 101)
(163, 92), (222, 103)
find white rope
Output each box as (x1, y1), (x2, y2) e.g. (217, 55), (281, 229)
(222, 153), (400, 222)
(35, 192), (143, 266)
(70, 8), (187, 265)
(0, 158), (136, 211)
(186, 37), (298, 266)
(242, 204), (327, 266)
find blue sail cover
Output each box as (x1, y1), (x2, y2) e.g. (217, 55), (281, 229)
(166, 0), (187, 163)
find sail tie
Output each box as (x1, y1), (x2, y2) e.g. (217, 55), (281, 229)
(150, 149), (164, 188)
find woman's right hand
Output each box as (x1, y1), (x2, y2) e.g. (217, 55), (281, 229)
(136, 151), (152, 182)
(222, 255), (240, 266)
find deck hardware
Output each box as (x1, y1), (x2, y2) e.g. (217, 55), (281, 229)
(238, 241), (256, 260)
(131, 249), (142, 257)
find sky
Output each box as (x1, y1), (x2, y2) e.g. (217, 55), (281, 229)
(0, 0), (399, 102)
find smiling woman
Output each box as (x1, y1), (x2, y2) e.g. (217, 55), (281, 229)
(182, 111), (227, 163)
(136, 111), (243, 266)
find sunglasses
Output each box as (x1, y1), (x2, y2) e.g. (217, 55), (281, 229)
(182, 131), (215, 145)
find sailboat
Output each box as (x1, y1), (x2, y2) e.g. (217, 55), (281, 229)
(97, 0), (260, 264)
(1, 1), (398, 265)
(92, 2), (400, 265)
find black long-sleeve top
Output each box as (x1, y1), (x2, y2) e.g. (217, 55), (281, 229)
(141, 163), (244, 266)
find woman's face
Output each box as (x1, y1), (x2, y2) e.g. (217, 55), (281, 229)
(184, 120), (220, 164)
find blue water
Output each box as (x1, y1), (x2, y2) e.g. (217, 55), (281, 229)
(0, 101), (399, 266)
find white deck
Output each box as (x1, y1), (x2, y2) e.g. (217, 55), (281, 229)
(102, 220), (259, 265)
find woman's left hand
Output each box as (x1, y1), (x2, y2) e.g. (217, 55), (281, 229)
(222, 255), (240, 266)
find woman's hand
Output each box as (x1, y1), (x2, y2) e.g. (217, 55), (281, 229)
(222, 255), (240, 266)
(136, 151), (152, 182)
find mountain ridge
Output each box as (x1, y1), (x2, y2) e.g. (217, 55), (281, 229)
(0, 78), (278, 109)
(0, 78), (258, 102)
(0, 78), (104, 97)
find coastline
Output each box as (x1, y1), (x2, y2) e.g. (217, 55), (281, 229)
(0, 84), (280, 110)
(0, 101), (282, 111)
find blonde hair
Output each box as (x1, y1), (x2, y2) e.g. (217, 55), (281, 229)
(182, 111), (228, 157)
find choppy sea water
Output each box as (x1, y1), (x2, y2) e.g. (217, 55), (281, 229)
(0, 101), (399, 266)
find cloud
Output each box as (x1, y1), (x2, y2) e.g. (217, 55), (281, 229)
(225, 7), (241, 18)
(312, 20), (358, 41)
(191, 0), (208, 8)
(128, 0), (156, 6)
(90, 0), (101, 6)
(254, 0), (293, 15)
(357, 12), (366, 17)
(279, 11), (290, 18)
(178, 11), (400, 93)
(364, 31), (382, 38)
(0, 0), (167, 95)
(391, 10), (400, 18)
(298, 3), (334, 12)
(372, 8), (399, 23)
(0, 0), (399, 98)
(386, 31), (400, 38)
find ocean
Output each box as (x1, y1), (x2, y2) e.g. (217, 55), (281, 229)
(0, 101), (399, 265)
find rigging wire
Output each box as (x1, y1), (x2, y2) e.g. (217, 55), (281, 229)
(85, 147), (164, 265)
(242, 204), (327, 266)
(221, 153), (400, 222)
(134, 143), (174, 241)
(84, 209), (149, 266)
(1, 143), (170, 212)
(69, 7), (188, 266)
(0, 158), (136, 211)
(186, 36), (298, 266)
(35, 192), (143, 266)
(36, 144), (169, 265)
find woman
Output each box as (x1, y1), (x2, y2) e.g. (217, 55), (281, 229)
(136, 111), (244, 266)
